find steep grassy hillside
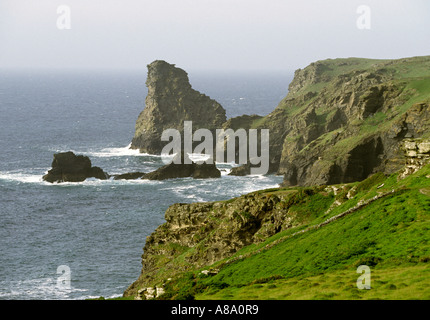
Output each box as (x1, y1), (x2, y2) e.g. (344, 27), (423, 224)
(125, 162), (430, 300)
(195, 169), (430, 300)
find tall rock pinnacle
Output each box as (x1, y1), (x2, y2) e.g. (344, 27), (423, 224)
(130, 60), (226, 154)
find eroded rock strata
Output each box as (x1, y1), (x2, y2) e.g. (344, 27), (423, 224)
(124, 188), (305, 297)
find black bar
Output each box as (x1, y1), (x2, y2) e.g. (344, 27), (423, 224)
(1, 299), (426, 318)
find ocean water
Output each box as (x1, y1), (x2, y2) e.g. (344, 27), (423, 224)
(0, 69), (291, 300)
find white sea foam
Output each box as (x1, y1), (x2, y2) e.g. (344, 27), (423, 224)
(158, 174), (282, 203)
(160, 152), (213, 164)
(50, 143), (160, 159)
(219, 168), (232, 176)
(0, 171), (46, 184)
(80, 143), (157, 158)
(50, 177), (163, 187)
(161, 152), (240, 166)
(224, 175), (281, 195)
(0, 170), (162, 186)
(168, 184), (206, 202)
(1, 277), (89, 300)
(188, 153), (212, 163)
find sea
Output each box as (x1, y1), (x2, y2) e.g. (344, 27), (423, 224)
(0, 69), (292, 300)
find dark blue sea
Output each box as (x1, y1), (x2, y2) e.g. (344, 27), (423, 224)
(0, 69), (292, 299)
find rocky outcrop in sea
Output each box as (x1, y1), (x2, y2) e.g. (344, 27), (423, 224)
(42, 151), (108, 183)
(144, 152), (220, 180)
(130, 60), (227, 154)
(43, 151), (220, 183)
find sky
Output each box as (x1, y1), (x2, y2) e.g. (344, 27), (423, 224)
(0, 0), (429, 73)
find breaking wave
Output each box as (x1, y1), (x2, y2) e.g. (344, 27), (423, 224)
(74, 143), (156, 158)
(0, 277), (90, 300)
(0, 171), (46, 184)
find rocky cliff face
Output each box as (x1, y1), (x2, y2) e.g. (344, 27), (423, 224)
(249, 56), (430, 186)
(130, 60), (226, 154)
(124, 186), (329, 297)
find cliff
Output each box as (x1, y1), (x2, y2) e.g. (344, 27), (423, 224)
(130, 60), (227, 154)
(250, 56), (430, 186)
(124, 186), (325, 297)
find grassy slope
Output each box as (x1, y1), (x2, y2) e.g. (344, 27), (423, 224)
(287, 56), (430, 97)
(158, 164), (430, 300)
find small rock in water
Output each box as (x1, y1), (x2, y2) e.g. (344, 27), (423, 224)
(43, 151), (108, 183)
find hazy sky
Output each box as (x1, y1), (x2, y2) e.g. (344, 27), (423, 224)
(0, 0), (429, 72)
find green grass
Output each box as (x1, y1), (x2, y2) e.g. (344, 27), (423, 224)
(154, 164), (430, 300)
(408, 78), (430, 94)
(360, 112), (388, 134)
(204, 190), (428, 283)
(197, 264), (430, 300)
(287, 57), (388, 98)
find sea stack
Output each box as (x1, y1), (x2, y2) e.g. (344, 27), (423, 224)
(130, 60), (227, 154)
(43, 151), (108, 183)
